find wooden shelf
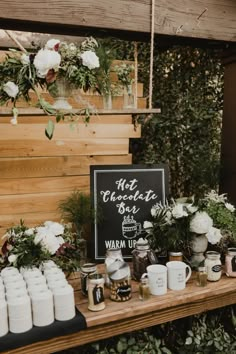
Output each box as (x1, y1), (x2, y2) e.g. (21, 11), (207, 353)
(3, 267), (236, 354)
(0, 108), (161, 116)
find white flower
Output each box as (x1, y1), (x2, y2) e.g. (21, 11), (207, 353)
(8, 254), (18, 263)
(44, 221), (64, 236)
(186, 203), (198, 214)
(190, 211), (213, 234)
(3, 81), (19, 98)
(225, 202), (235, 213)
(33, 48), (61, 77)
(80, 50), (99, 69)
(206, 227), (222, 245)
(165, 210), (173, 225)
(143, 221), (153, 229)
(45, 39), (60, 50)
(42, 234), (64, 255)
(205, 190), (226, 204)
(172, 203), (188, 219)
(21, 53), (30, 65)
(25, 228), (35, 236)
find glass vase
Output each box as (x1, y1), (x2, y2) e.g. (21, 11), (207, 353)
(103, 93), (112, 110)
(123, 84), (135, 109)
(50, 77), (73, 110)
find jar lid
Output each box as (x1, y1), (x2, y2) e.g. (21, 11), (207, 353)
(109, 262), (130, 281)
(81, 263), (97, 272)
(206, 251), (220, 259)
(227, 248), (236, 256)
(169, 252), (183, 256)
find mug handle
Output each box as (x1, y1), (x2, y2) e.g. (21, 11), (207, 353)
(141, 273), (148, 279)
(185, 265), (192, 282)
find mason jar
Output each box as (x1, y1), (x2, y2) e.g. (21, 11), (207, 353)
(204, 251), (222, 281)
(87, 274), (105, 311)
(132, 238), (157, 281)
(105, 248), (125, 287)
(80, 263), (97, 296)
(225, 248), (236, 277)
(109, 261), (131, 302)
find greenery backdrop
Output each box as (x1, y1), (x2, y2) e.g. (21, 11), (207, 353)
(110, 39), (224, 198)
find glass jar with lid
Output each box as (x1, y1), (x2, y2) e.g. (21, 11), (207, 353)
(80, 263), (97, 296)
(204, 251), (222, 281)
(105, 248), (126, 287)
(132, 238), (158, 281)
(225, 248), (236, 277)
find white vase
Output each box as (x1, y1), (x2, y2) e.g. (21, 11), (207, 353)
(50, 77), (73, 110)
(190, 233), (208, 268)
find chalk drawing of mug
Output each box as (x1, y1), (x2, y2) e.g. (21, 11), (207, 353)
(122, 215), (142, 239)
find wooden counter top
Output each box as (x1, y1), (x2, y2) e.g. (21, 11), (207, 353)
(3, 270), (236, 354)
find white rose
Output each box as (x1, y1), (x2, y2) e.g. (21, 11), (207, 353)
(45, 39), (60, 50)
(3, 81), (19, 98)
(44, 221), (64, 236)
(8, 254), (18, 263)
(42, 234), (64, 255)
(80, 50), (100, 69)
(25, 228), (35, 236)
(33, 48), (61, 77)
(190, 211), (213, 234)
(143, 221), (153, 229)
(172, 203), (188, 219)
(206, 227), (222, 245)
(225, 202), (235, 213)
(151, 206), (158, 217)
(21, 53), (30, 65)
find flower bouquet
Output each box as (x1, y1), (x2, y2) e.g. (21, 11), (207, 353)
(0, 36), (100, 138)
(0, 220), (81, 274)
(143, 190), (236, 263)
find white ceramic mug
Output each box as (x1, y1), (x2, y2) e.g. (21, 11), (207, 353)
(143, 264), (167, 295)
(166, 261), (192, 290)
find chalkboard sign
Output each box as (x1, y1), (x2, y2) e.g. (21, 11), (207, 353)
(90, 164), (169, 260)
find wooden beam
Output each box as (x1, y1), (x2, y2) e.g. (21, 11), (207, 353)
(0, 1), (235, 43)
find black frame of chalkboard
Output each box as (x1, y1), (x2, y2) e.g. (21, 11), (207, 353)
(90, 164), (169, 260)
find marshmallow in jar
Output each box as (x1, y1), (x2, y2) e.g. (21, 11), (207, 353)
(204, 251), (222, 281)
(0, 300), (8, 337)
(31, 289), (54, 326)
(52, 284), (75, 321)
(8, 294), (33, 333)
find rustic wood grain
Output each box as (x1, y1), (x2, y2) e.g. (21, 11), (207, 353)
(0, 0), (235, 42)
(0, 155), (132, 178)
(0, 123), (141, 140)
(3, 273), (236, 354)
(0, 138), (129, 157)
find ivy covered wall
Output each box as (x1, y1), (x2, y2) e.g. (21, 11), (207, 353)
(112, 40), (224, 198)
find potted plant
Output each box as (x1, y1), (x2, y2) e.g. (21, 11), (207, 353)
(58, 190), (95, 262)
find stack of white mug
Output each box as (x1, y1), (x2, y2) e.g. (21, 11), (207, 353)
(0, 262), (75, 337)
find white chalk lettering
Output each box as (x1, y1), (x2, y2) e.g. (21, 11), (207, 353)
(116, 202), (140, 214)
(116, 178), (138, 191)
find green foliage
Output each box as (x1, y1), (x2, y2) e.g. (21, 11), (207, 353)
(133, 44), (223, 198)
(58, 190), (94, 237)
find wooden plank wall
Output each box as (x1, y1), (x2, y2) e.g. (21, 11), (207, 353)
(0, 70), (143, 242)
(0, 1), (236, 43)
